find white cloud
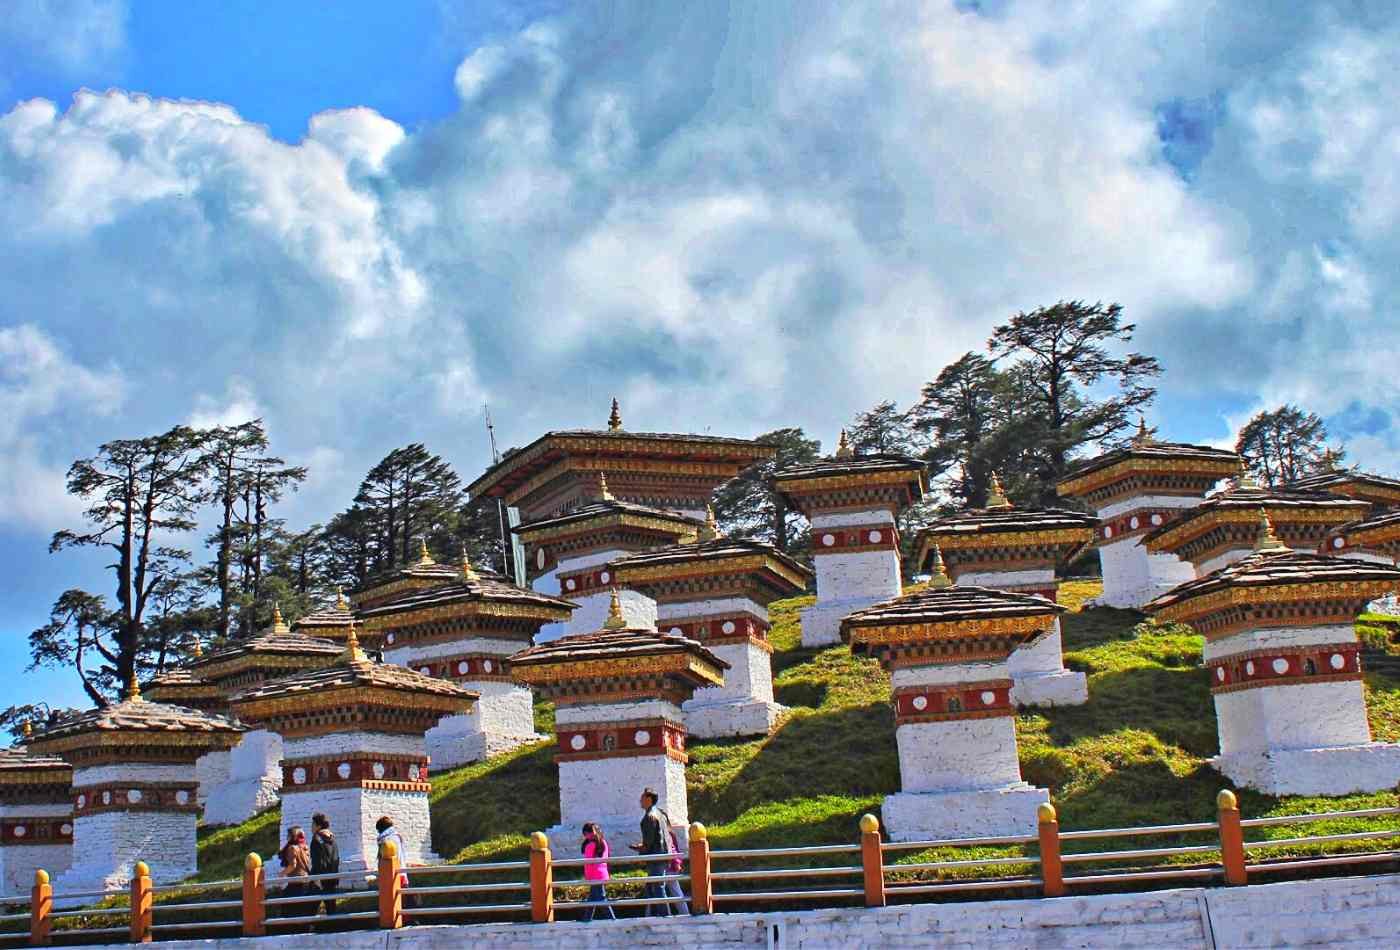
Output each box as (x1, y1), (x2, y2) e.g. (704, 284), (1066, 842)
(188, 378), (262, 430)
(0, 0), (127, 85)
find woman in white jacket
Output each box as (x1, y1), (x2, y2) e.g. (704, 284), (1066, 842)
(375, 816), (416, 908)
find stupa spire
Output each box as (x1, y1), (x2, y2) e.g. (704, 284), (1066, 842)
(417, 538), (435, 566)
(461, 544), (478, 580)
(1253, 507), (1289, 553)
(22, 720), (32, 739)
(608, 398), (623, 432)
(835, 428), (853, 459)
(270, 602), (289, 634)
(986, 471), (1012, 510)
(602, 588), (627, 630)
(336, 586), (347, 609)
(341, 622), (369, 665)
(598, 471), (614, 502)
(1131, 412), (1154, 447)
(929, 544), (951, 588)
(698, 503), (722, 542)
(126, 670), (143, 703)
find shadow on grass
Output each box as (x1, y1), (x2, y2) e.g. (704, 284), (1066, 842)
(1035, 665), (1218, 757)
(430, 741), (560, 857)
(1060, 606), (1150, 651)
(775, 679), (828, 708)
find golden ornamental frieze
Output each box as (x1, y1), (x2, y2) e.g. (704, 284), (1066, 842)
(1147, 506), (1364, 552)
(1058, 457), (1241, 498)
(613, 554), (806, 591)
(777, 470), (921, 495)
(1152, 579), (1396, 623)
(31, 730), (240, 756)
(846, 614), (1053, 646)
(516, 513), (699, 545)
(513, 654), (692, 685)
(234, 686), (473, 722)
(0, 769), (72, 787)
(506, 456), (741, 506)
(921, 528), (1092, 551)
(360, 599), (570, 632)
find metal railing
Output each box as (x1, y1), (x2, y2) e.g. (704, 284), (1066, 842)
(7, 790), (1400, 945)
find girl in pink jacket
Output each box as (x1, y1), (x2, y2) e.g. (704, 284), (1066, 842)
(581, 822), (616, 921)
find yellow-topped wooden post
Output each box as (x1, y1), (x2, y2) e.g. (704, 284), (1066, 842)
(241, 853), (265, 937)
(529, 831), (554, 923)
(378, 839), (402, 929)
(29, 869), (51, 947)
(859, 814), (885, 908)
(1037, 802), (1064, 897)
(688, 822), (712, 915)
(129, 861), (153, 943)
(1218, 789), (1247, 886)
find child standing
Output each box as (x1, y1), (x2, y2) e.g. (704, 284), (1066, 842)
(581, 822), (616, 921)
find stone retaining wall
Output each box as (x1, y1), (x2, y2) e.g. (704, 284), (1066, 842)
(91, 870), (1400, 948)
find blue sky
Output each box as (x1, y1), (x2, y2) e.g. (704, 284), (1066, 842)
(3, 1), (1400, 710)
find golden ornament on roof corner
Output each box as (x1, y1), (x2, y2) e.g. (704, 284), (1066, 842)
(986, 471), (1012, 510)
(126, 671), (143, 703)
(341, 623), (369, 665)
(336, 586), (347, 609)
(417, 538), (435, 565)
(608, 397), (623, 432)
(835, 428), (853, 459)
(598, 471), (615, 502)
(699, 503), (721, 542)
(1253, 507), (1289, 553)
(461, 544), (478, 580)
(603, 588), (627, 630)
(929, 544), (952, 588)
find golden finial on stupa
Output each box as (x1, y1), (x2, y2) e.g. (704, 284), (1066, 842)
(986, 471), (1012, 510)
(1254, 507), (1289, 553)
(1236, 468), (1262, 491)
(336, 586), (347, 610)
(598, 471), (615, 502)
(929, 544), (951, 588)
(342, 622), (369, 665)
(126, 671), (143, 703)
(1131, 413), (1153, 447)
(603, 588), (627, 630)
(190, 637), (203, 659)
(461, 544), (478, 580)
(417, 538), (435, 565)
(835, 429), (853, 459)
(698, 503), (721, 542)
(1321, 447), (1343, 471)
(22, 720), (33, 739)
(608, 398), (623, 432)
(270, 601), (289, 633)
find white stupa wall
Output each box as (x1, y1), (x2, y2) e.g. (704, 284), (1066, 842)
(385, 637), (543, 768)
(802, 510), (901, 647)
(279, 732), (437, 872)
(534, 549), (656, 641)
(547, 699), (689, 853)
(1093, 495), (1203, 608)
(0, 804), (72, 898)
(1336, 549), (1398, 565)
(882, 660), (1047, 842)
(53, 762), (200, 894)
(194, 749), (231, 808)
(202, 728), (282, 827)
(1203, 623), (1400, 795)
(657, 597), (784, 738)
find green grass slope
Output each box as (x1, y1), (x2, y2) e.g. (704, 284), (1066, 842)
(196, 581), (1400, 879)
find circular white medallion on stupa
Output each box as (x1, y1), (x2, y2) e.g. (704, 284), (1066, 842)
(1333, 536), (1346, 549)
(570, 734), (586, 751)
(536, 548), (546, 570)
(60, 823), (72, 835)
(821, 533), (836, 547)
(102, 791), (111, 805)
(634, 730), (651, 745)
(1245, 661), (1255, 676)
(911, 695), (928, 711)
(293, 768), (307, 785)
(483, 659), (493, 673)
(408, 764), (420, 781)
(600, 571), (610, 584)
(1103, 525), (1114, 539)
(565, 578), (576, 590)
(386, 633), (395, 644)
(1216, 667), (1226, 682)
(1150, 513), (1163, 526)
(457, 661), (469, 675)
(722, 621), (736, 634)
(337, 762), (352, 779)
(77, 795), (86, 808)
(868, 530), (882, 544)
(1129, 516), (1140, 530)
(981, 691), (997, 705)
(669, 627), (682, 636)
(420, 666), (431, 676)
(1272, 658), (1289, 675)
(175, 791), (188, 806)
(128, 789), (142, 803)
(12, 825), (24, 837)
(1331, 653), (1346, 670)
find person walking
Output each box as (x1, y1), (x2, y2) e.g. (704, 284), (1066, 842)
(629, 788), (671, 917)
(580, 822), (616, 922)
(310, 813), (340, 915)
(376, 816), (417, 909)
(278, 826), (312, 922)
(657, 808), (691, 915)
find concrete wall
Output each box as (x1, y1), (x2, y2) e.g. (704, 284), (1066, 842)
(114, 871), (1400, 949)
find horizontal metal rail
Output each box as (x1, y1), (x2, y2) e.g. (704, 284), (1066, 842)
(1064, 867), (1223, 885)
(1244, 830), (1400, 851)
(151, 898), (244, 913)
(49, 925), (129, 937)
(712, 888), (864, 902)
(554, 873), (688, 887)
(402, 859), (531, 875)
(1248, 852), (1398, 873)
(0, 913), (29, 923)
(886, 855), (1039, 873)
(1240, 807), (1400, 828)
(1059, 821), (1219, 841)
(152, 878), (241, 895)
(710, 843), (860, 860)
(400, 880), (530, 896)
(265, 909), (379, 926)
(48, 889), (113, 901)
(553, 853), (687, 868)
(553, 896), (691, 910)
(402, 902), (531, 916)
(887, 877), (1040, 895)
(711, 866), (861, 882)
(269, 870), (366, 886)
(263, 888), (376, 907)
(47, 908), (128, 920)
(881, 833), (1037, 851)
(1061, 844), (1220, 863)
(151, 920), (242, 933)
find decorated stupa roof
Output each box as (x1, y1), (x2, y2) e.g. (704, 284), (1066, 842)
(142, 666), (228, 712)
(771, 433), (927, 509)
(841, 582), (1065, 668)
(1056, 436), (1241, 501)
(1146, 511), (1400, 638)
(609, 529), (811, 600)
(291, 589), (357, 633)
(512, 498), (702, 539)
(1284, 468), (1400, 508)
(351, 540), (488, 609)
(357, 564), (576, 625)
(188, 605), (344, 687)
(230, 656), (477, 705)
(912, 486), (1096, 572)
(1142, 480), (1369, 560)
(0, 739), (72, 801)
(1321, 509), (1400, 556)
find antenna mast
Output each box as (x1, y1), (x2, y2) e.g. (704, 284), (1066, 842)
(483, 404), (512, 576)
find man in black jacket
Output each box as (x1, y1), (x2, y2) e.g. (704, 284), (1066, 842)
(630, 788), (671, 917)
(310, 812), (340, 915)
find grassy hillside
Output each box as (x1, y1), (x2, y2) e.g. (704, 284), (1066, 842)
(194, 581), (1400, 883)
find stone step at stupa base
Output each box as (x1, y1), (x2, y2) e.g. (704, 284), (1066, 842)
(1213, 743), (1400, 796)
(684, 699), (786, 739)
(882, 783), (1049, 842)
(1010, 669), (1088, 707)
